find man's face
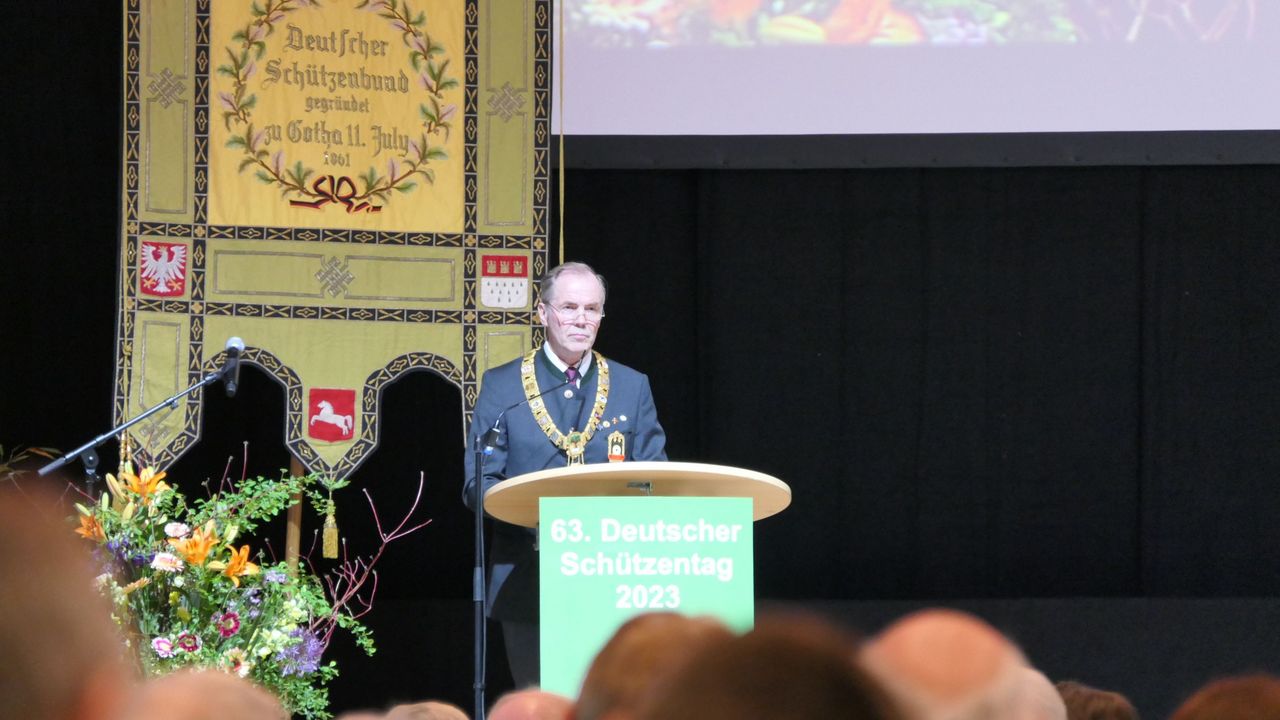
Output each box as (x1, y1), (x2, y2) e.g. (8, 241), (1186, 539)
(538, 271), (606, 365)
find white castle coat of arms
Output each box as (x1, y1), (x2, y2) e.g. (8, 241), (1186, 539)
(480, 254), (529, 309)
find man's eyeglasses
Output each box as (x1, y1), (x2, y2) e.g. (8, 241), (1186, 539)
(544, 303), (605, 322)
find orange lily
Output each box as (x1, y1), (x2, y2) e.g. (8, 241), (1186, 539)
(75, 514), (106, 542)
(168, 525), (218, 566)
(122, 466), (170, 506)
(220, 545), (260, 587)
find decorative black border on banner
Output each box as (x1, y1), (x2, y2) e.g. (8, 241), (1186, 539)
(287, 349), (463, 478)
(532, 0), (550, 241)
(114, 0), (142, 427)
(460, 0), (481, 430)
(117, 223), (544, 250)
(193, 4), (209, 226)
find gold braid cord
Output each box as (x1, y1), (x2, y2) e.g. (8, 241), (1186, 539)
(520, 349), (610, 465)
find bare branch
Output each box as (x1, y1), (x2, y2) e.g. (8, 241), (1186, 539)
(220, 455), (234, 494)
(362, 472), (432, 543)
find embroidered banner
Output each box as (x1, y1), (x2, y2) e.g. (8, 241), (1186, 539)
(115, 0), (550, 477)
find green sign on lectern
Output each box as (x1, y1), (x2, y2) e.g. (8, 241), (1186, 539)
(538, 496), (755, 696)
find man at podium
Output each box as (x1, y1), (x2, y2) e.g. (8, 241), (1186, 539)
(464, 261), (668, 687)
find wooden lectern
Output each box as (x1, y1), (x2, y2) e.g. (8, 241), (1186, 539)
(484, 460), (792, 527)
(485, 461), (792, 696)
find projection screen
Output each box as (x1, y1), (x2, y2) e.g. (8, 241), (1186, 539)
(551, 1), (1280, 165)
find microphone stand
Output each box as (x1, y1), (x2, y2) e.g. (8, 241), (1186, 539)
(469, 376), (571, 719)
(38, 366), (230, 494)
(472, 420), (502, 720)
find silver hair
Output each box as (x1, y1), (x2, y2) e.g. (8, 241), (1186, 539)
(539, 261), (607, 306)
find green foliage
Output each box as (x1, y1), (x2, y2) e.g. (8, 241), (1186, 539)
(287, 161), (314, 188)
(360, 167), (380, 194)
(187, 472), (309, 534)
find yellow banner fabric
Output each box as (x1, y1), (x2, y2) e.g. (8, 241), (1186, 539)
(115, 0), (551, 478)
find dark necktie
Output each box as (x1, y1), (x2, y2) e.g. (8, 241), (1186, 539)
(565, 365), (580, 386)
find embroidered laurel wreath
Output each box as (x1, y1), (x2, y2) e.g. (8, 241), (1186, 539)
(217, 0), (458, 212)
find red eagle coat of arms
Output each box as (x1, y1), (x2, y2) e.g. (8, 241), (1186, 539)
(308, 388), (356, 442)
(138, 241), (188, 298)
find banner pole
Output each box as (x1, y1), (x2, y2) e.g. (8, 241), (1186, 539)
(287, 455), (304, 574)
(557, 0), (566, 264)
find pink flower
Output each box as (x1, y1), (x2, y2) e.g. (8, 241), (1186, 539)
(243, 61), (257, 81)
(407, 138), (421, 158)
(250, 129), (267, 151)
(216, 612), (241, 639)
(218, 92), (237, 112)
(438, 104), (457, 123)
(247, 24), (267, 43)
(410, 34), (429, 57)
(163, 522), (190, 538)
(271, 150), (284, 176)
(418, 72), (436, 93)
(176, 632), (201, 653)
(152, 636), (175, 658)
(150, 552), (183, 573)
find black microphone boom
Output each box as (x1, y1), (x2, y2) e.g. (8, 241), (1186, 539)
(481, 376), (574, 456)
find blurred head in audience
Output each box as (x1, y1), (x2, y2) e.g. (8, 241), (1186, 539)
(334, 712), (386, 720)
(0, 486), (131, 720)
(490, 689), (572, 720)
(1169, 674), (1280, 720)
(1055, 680), (1139, 720)
(860, 608), (1036, 720)
(573, 612), (733, 720)
(386, 700), (469, 720)
(635, 614), (900, 720)
(1020, 668), (1068, 720)
(125, 669), (287, 720)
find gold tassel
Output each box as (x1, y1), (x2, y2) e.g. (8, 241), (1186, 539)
(118, 433), (131, 478)
(322, 503), (338, 559)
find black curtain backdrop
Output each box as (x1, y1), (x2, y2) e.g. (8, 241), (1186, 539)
(4, 3), (1280, 717)
(553, 165), (1280, 601)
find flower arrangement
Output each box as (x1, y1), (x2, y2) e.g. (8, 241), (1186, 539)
(73, 463), (427, 719)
